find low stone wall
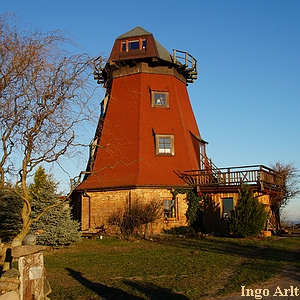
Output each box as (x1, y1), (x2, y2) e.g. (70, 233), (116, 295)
(0, 269), (20, 300)
(0, 291), (19, 300)
(0, 245), (51, 300)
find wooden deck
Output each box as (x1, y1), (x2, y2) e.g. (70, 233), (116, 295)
(176, 165), (279, 193)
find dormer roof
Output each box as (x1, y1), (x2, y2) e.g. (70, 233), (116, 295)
(117, 26), (151, 39)
(108, 26), (172, 64)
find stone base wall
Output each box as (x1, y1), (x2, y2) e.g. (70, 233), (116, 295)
(0, 269), (20, 300)
(74, 187), (272, 236)
(79, 188), (188, 234)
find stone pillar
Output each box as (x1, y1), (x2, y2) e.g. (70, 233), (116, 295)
(11, 245), (51, 300)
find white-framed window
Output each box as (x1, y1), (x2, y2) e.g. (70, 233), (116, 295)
(164, 199), (176, 219)
(222, 198), (234, 220)
(155, 134), (174, 155)
(151, 91), (169, 108)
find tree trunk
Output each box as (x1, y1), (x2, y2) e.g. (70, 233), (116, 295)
(13, 225), (31, 244)
(272, 208), (281, 233)
(276, 209), (282, 232)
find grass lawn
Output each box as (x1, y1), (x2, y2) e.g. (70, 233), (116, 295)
(42, 235), (300, 300)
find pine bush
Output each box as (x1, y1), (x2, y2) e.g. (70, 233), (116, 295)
(0, 187), (23, 242)
(31, 203), (81, 247)
(228, 184), (267, 238)
(29, 167), (81, 246)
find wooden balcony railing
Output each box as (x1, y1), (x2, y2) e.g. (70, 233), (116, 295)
(176, 165), (279, 192)
(173, 49), (198, 83)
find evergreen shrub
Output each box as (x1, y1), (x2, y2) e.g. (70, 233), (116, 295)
(29, 167), (81, 246)
(228, 184), (267, 238)
(0, 187), (23, 242)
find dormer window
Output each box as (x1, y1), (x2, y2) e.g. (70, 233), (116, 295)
(121, 38), (147, 52)
(155, 134), (174, 155)
(151, 91), (169, 108)
(141, 39), (146, 49)
(129, 40), (139, 50)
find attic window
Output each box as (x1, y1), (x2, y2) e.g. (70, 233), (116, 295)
(151, 91), (169, 108)
(121, 39), (147, 52)
(155, 134), (174, 155)
(142, 39), (146, 49)
(128, 40), (139, 50)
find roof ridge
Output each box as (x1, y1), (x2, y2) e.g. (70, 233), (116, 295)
(117, 26), (152, 39)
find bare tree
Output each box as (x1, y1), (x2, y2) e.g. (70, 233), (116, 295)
(108, 199), (163, 238)
(270, 161), (299, 231)
(136, 199), (163, 238)
(0, 13), (99, 244)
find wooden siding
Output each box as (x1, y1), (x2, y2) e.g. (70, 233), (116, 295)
(202, 192), (270, 235)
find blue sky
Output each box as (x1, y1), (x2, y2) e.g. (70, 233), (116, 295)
(2, 0), (300, 220)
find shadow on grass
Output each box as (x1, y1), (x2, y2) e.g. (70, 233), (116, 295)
(66, 268), (141, 299)
(123, 280), (190, 300)
(156, 235), (300, 264)
(66, 268), (189, 300)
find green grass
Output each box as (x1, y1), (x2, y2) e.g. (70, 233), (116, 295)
(25, 236), (300, 299)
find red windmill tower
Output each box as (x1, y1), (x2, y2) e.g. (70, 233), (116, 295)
(71, 26), (208, 233)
